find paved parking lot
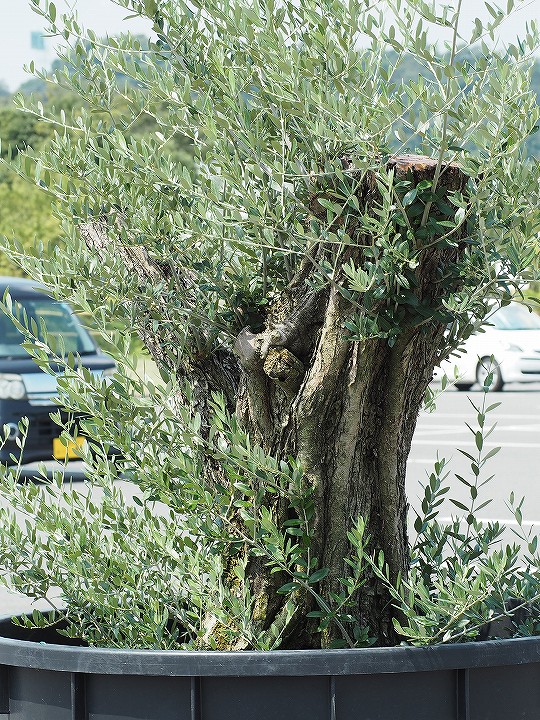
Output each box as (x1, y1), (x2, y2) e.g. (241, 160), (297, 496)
(407, 383), (540, 542)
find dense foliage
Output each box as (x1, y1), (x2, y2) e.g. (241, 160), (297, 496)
(0, 11), (539, 277)
(0, 0), (539, 650)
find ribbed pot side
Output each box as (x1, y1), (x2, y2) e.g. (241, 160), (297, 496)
(0, 619), (539, 720)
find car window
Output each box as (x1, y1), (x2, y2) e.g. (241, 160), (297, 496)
(491, 305), (540, 330)
(0, 299), (96, 358)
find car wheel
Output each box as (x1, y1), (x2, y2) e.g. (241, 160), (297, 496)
(476, 357), (504, 392)
(455, 383), (474, 391)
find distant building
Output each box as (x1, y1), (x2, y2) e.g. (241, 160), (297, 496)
(27, 32), (56, 81)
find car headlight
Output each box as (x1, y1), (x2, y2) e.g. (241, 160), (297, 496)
(502, 342), (523, 352)
(0, 374), (28, 401)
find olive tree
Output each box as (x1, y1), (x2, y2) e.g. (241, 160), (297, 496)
(2, 0), (539, 649)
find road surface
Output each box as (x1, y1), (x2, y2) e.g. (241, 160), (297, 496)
(407, 384), (540, 542)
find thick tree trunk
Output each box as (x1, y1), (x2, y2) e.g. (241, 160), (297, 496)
(81, 156), (468, 648)
(234, 156), (469, 646)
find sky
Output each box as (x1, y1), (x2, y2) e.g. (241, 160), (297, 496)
(0, 0), (539, 91)
(0, 0), (152, 91)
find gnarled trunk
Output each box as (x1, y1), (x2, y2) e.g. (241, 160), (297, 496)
(234, 156), (468, 646)
(82, 156), (468, 647)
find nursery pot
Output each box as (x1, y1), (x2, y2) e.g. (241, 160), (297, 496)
(0, 617), (539, 719)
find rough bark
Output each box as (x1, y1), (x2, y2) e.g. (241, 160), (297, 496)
(234, 156), (469, 646)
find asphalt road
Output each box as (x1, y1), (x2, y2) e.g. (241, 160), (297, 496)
(407, 382), (540, 543)
(0, 382), (539, 616)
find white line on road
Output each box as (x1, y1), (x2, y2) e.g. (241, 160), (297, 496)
(415, 427), (469, 435)
(437, 517), (540, 528)
(415, 424), (540, 432)
(420, 413), (540, 420)
(413, 440), (540, 448)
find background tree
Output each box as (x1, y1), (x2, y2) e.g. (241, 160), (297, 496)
(0, 103), (62, 274)
(2, 0), (539, 648)
(0, 177), (61, 275)
(0, 44), (194, 276)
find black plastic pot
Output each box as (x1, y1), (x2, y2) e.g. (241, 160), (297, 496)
(0, 616), (539, 720)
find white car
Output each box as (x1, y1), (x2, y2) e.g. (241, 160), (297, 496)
(436, 303), (540, 391)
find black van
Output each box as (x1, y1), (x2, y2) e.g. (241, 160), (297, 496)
(0, 277), (115, 464)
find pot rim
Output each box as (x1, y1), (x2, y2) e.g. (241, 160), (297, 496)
(0, 616), (539, 676)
